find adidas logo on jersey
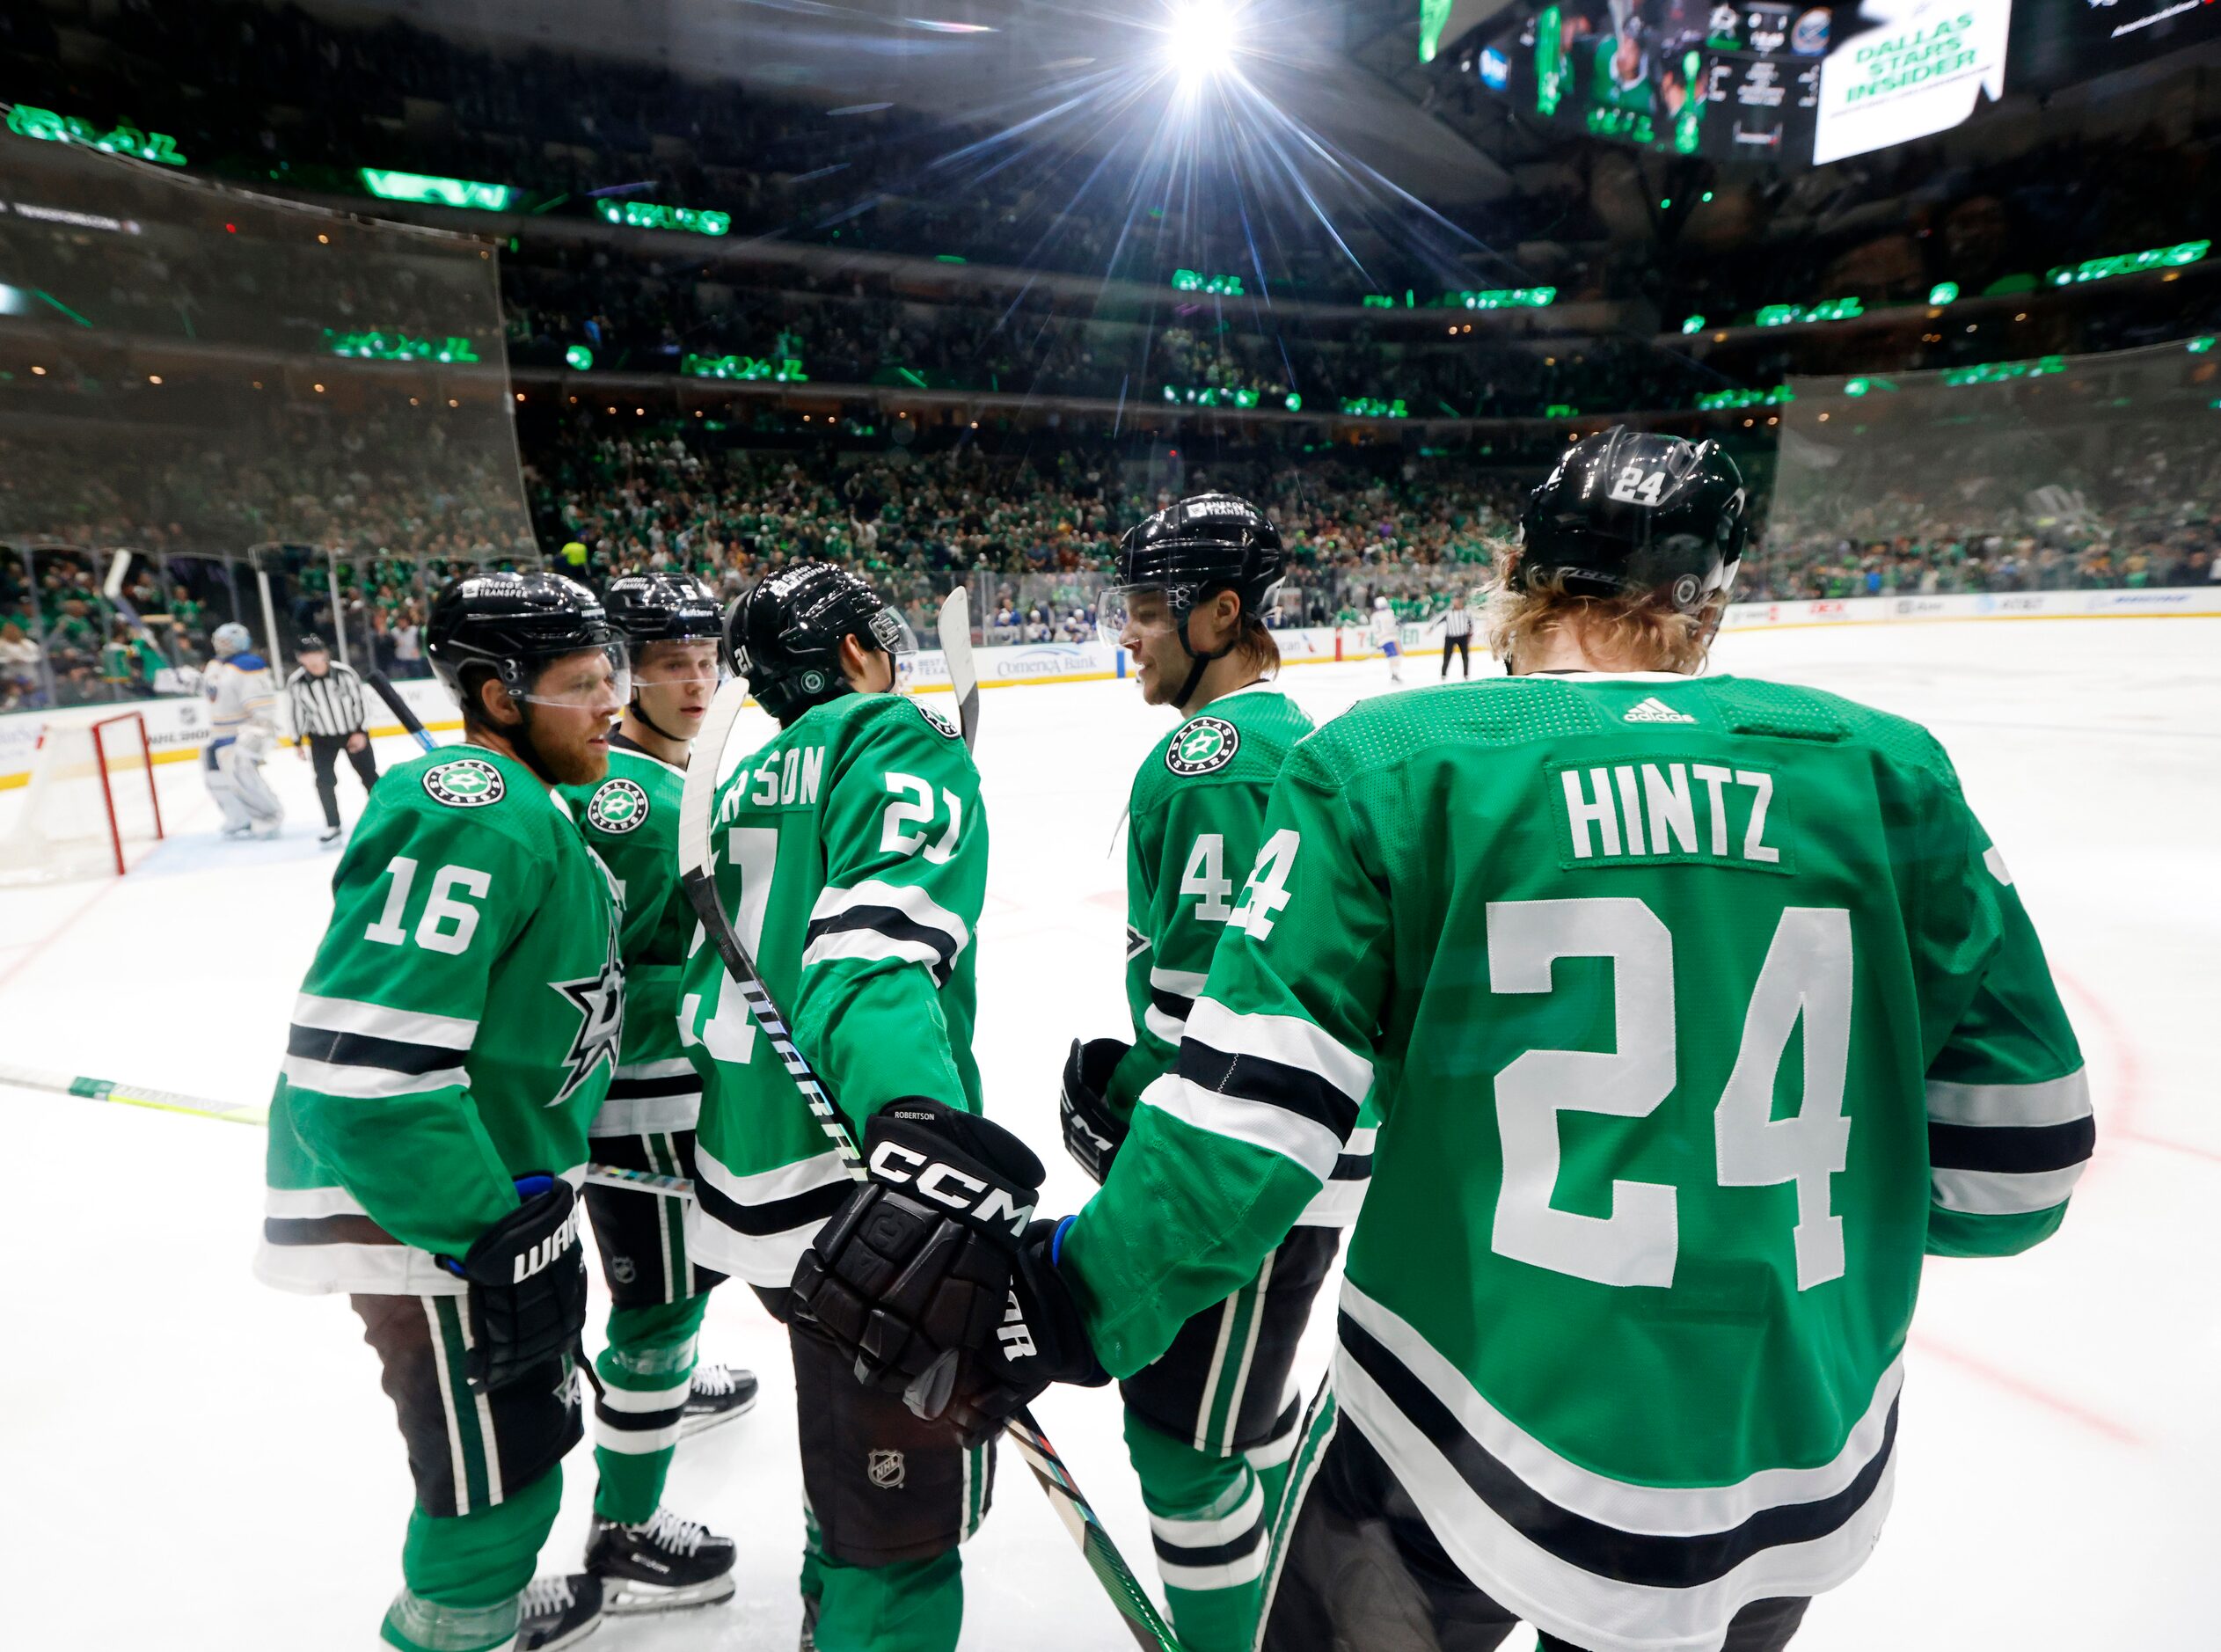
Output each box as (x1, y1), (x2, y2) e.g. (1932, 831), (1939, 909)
(1623, 696), (1696, 724)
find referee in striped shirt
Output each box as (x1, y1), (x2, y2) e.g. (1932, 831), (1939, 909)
(287, 635), (378, 844)
(1440, 591), (1475, 677)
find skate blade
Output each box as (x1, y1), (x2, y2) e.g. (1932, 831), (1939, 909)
(602, 1573), (737, 1614)
(678, 1392), (758, 1438)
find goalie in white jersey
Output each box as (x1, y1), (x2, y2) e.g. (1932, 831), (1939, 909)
(201, 622), (284, 839)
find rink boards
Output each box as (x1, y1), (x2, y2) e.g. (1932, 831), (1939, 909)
(7, 585), (2217, 789)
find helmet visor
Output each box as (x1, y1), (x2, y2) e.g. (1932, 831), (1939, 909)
(868, 605), (918, 657)
(511, 639), (632, 710)
(1095, 583), (1179, 648)
(631, 636), (725, 691)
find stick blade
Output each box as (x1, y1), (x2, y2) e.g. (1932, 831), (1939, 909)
(679, 674), (753, 881)
(936, 588), (980, 750)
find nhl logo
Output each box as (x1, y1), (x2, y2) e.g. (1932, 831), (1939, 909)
(588, 778), (650, 834)
(610, 1255), (637, 1286)
(866, 1449), (907, 1490)
(423, 757), (505, 808)
(1165, 716), (1239, 777)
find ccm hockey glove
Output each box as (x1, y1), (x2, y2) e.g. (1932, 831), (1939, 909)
(790, 1100), (1102, 1444)
(439, 1174), (589, 1393)
(1057, 1037), (1130, 1185)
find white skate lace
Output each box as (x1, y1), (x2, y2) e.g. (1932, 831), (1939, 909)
(640, 1508), (708, 1557)
(519, 1576), (577, 1617)
(690, 1363), (737, 1397)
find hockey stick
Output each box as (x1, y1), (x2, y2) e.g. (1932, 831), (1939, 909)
(0, 1062), (269, 1127)
(676, 674), (1183, 1652)
(936, 587), (980, 750)
(365, 669), (438, 753)
(0, 1060), (694, 1199)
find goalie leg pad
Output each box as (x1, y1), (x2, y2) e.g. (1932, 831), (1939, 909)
(220, 739), (284, 823)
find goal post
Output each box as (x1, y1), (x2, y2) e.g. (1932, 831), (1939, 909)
(90, 713), (164, 877)
(0, 709), (167, 883)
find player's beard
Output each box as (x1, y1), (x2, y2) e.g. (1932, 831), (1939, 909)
(526, 704), (614, 786)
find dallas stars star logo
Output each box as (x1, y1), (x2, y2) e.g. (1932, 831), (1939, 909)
(1165, 716), (1239, 776)
(549, 910), (625, 1106)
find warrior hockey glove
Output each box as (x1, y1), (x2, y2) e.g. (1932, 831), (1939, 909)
(1058, 1036), (1130, 1185)
(789, 1100), (1102, 1444)
(439, 1174), (589, 1393)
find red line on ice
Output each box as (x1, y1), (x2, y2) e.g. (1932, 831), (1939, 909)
(1910, 1333), (2142, 1447)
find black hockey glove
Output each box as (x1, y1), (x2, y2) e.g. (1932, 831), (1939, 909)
(789, 1100), (1103, 1444)
(1058, 1037), (1130, 1185)
(439, 1174), (589, 1393)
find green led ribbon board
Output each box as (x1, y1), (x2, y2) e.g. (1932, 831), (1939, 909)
(595, 201), (731, 237)
(6, 105), (186, 164)
(683, 354), (807, 382)
(325, 329), (482, 363)
(359, 169), (515, 211)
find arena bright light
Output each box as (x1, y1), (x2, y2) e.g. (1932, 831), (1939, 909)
(1165, 0), (1241, 83)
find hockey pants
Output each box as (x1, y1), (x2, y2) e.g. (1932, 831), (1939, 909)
(352, 1292), (581, 1652)
(1120, 1228), (1336, 1652)
(204, 740), (282, 831)
(1255, 1382), (1811, 1652)
(774, 1295), (994, 1652)
(582, 1129), (722, 1525)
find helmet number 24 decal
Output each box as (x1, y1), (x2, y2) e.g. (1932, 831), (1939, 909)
(1609, 463), (1669, 507)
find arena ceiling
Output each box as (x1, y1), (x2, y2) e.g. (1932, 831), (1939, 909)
(295, 0), (1513, 202)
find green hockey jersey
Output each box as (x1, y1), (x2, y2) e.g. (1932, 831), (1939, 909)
(259, 745), (624, 1297)
(1107, 683), (1370, 1227)
(681, 691), (987, 1286)
(1063, 671), (2090, 1651)
(561, 734), (702, 1137)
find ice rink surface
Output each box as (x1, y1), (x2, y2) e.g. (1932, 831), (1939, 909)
(4, 615), (2217, 1651)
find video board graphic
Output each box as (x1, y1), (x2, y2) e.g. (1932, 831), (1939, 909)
(1512, 0), (1828, 162)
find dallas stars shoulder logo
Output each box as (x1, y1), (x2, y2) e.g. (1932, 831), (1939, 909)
(549, 907), (625, 1107)
(916, 700), (961, 741)
(1166, 716), (1239, 777)
(587, 777), (650, 834)
(422, 757), (505, 808)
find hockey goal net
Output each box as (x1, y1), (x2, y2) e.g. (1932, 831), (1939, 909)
(0, 711), (166, 882)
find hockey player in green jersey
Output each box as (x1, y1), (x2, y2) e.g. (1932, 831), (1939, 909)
(258, 572), (634, 1652)
(678, 563), (997, 1652)
(792, 428), (2095, 1652)
(556, 572), (756, 1613)
(1057, 493), (1361, 1652)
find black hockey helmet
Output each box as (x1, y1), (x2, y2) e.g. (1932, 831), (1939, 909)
(727, 561), (915, 725)
(296, 632), (328, 655)
(1100, 493), (1286, 702)
(427, 570), (628, 718)
(603, 571), (722, 647)
(1517, 427), (1749, 615)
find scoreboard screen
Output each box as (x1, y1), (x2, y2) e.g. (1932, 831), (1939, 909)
(1507, 0), (1829, 161)
(1452, 0), (2221, 170)
(2013, 0), (2221, 87)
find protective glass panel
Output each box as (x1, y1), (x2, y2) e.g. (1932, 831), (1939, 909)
(1759, 340), (2221, 603)
(0, 132), (535, 705)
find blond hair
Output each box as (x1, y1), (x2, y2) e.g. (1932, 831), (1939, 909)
(1484, 560), (1721, 674)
